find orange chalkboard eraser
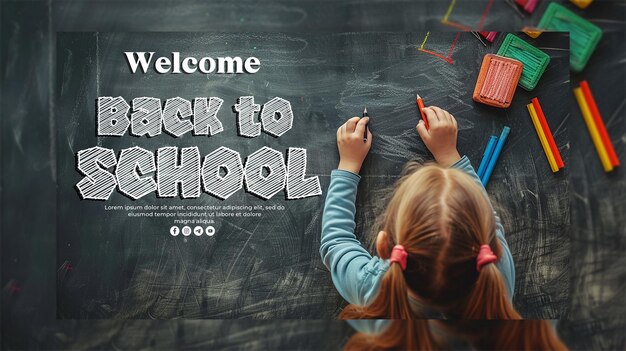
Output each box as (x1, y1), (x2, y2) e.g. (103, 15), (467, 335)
(473, 54), (524, 108)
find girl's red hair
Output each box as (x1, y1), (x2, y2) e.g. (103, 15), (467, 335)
(340, 163), (567, 350)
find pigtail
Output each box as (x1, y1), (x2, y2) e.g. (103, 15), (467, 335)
(344, 320), (434, 351)
(341, 265), (437, 350)
(463, 263), (521, 319)
(381, 264), (414, 319)
(441, 320), (568, 351)
(492, 320), (568, 351)
(459, 258), (568, 349)
(461, 182), (520, 320)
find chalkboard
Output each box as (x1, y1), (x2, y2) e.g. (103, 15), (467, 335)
(2, 1), (624, 350)
(39, 320), (352, 349)
(557, 4), (626, 348)
(54, 31), (569, 319)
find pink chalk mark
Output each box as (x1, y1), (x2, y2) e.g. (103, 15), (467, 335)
(447, 32), (461, 59)
(478, 0), (495, 31)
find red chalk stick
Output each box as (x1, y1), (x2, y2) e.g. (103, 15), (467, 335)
(580, 81), (620, 167)
(479, 31), (497, 43)
(416, 95), (428, 129)
(531, 97), (564, 168)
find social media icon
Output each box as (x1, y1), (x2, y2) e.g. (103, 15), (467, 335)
(194, 226), (203, 236)
(182, 226), (192, 236)
(206, 226), (215, 236)
(170, 226), (180, 236)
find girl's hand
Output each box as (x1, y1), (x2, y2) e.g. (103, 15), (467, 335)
(416, 106), (461, 167)
(337, 117), (372, 174)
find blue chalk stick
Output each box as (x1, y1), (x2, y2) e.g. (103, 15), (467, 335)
(477, 136), (498, 179)
(481, 126), (511, 186)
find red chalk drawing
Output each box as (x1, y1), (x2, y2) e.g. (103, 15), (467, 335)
(478, 0), (494, 30)
(417, 32), (461, 65)
(442, 0), (495, 31)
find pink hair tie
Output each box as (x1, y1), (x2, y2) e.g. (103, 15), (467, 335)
(476, 244), (498, 272)
(389, 245), (408, 271)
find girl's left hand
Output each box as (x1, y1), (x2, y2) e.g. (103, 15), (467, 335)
(336, 117), (372, 174)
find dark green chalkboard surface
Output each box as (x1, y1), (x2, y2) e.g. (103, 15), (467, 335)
(3, 1), (624, 350)
(55, 32), (569, 319)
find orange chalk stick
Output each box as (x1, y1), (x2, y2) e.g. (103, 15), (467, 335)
(416, 95), (428, 129)
(531, 98), (564, 168)
(580, 81), (620, 167)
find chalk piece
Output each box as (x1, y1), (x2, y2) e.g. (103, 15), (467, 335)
(473, 54), (523, 108)
(532, 97), (564, 168)
(574, 87), (614, 172)
(580, 81), (620, 167)
(522, 27), (543, 39)
(527, 103), (559, 172)
(479, 31), (497, 43)
(538, 2), (602, 72)
(570, 0), (593, 9)
(515, 0), (539, 13)
(482, 126), (511, 186)
(477, 135), (498, 179)
(497, 34), (550, 91)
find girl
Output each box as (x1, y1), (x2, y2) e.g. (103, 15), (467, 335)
(321, 106), (566, 350)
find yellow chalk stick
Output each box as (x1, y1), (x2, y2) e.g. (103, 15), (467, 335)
(527, 103), (559, 173)
(522, 27), (543, 39)
(570, 0), (593, 10)
(573, 87), (614, 172)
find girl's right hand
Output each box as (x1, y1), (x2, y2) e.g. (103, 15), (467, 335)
(416, 106), (461, 167)
(336, 117), (371, 174)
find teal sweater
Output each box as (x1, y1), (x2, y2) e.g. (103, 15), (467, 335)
(320, 156), (515, 311)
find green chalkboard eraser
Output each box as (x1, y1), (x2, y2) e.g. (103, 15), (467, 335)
(497, 34), (550, 91)
(537, 2), (602, 72)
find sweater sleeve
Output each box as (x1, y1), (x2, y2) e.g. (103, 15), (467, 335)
(449, 156), (516, 300)
(320, 169), (389, 306)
